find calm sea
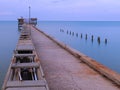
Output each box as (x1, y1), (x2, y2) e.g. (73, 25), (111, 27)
(0, 21), (19, 88)
(0, 21), (120, 88)
(38, 21), (120, 74)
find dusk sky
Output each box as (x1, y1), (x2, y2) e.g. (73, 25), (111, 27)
(0, 0), (120, 21)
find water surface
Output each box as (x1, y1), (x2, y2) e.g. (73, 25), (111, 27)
(0, 21), (19, 88)
(38, 21), (120, 73)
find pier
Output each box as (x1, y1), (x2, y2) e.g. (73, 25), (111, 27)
(2, 19), (120, 90)
(2, 23), (49, 90)
(30, 25), (120, 90)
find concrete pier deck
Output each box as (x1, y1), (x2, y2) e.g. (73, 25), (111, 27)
(30, 25), (119, 90)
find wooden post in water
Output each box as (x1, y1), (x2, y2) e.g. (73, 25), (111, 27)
(91, 35), (94, 42)
(81, 33), (82, 38)
(70, 31), (71, 35)
(97, 37), (101, 44)
(76, 33), (78, 37)
(105, 38), (107, 44)
(85, 34), (87, 40)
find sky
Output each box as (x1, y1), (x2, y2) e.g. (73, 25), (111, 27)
(0, 0), (120, 21)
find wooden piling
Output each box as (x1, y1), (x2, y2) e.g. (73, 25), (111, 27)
(91, 35), (94, 42)
(105, 38), (107, 44)
(97, 37), (100, 44)
(70, 31), (71, 35)
(81, 33), (82, 38)
(85, 34), (87, 40)
(91, 35), (93, 40)
(76, 33), (78, 37)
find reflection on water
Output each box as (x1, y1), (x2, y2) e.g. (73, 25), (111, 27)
(38, 21), (120, 74)
(0, 21), (19, 88)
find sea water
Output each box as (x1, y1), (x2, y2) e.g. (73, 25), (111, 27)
(0, 21), (19, 88)
(38, 21), (120, 74)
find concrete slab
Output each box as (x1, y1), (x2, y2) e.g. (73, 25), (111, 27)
(31, 26), (120, 90)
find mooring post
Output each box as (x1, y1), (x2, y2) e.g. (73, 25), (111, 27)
(85, 34), (87, 40)
(70, 31), (71, 35)
(76, 33), (78, 37)
(91, 35), (94, 42)
(97, 37), (101, 44)
(105, 38), (107, 44)
(81, 33), (82, 38)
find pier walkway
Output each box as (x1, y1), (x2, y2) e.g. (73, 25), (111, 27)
(30, 25), (119, 90)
